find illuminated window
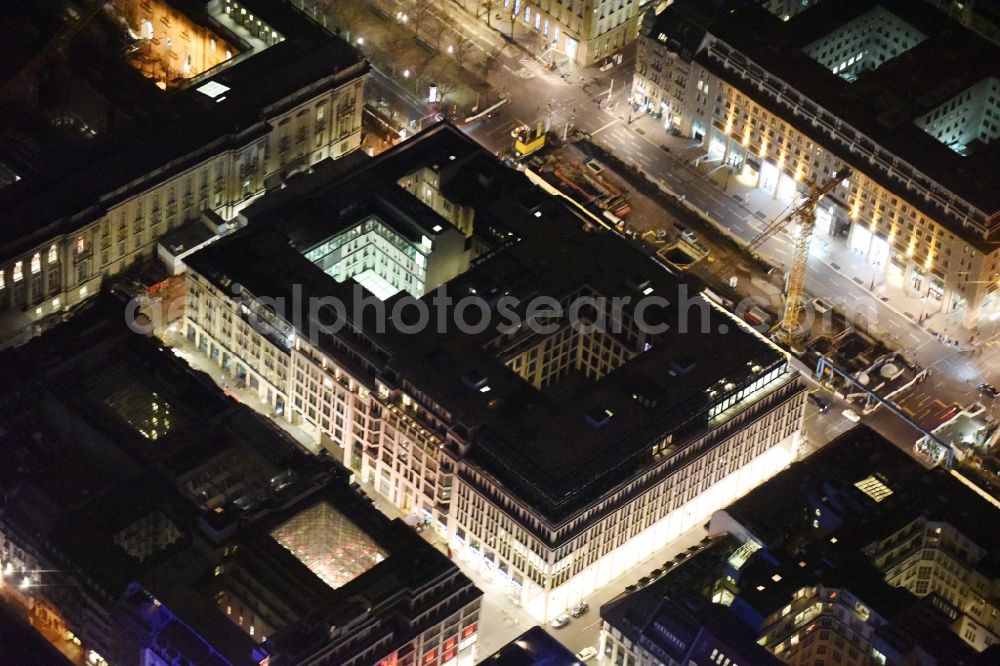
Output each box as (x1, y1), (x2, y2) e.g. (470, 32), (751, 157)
(31, 253), (41, 274)
(48, 244), (58, 264)
(0, 270), (4, 288)
(13, 261), (23, 282)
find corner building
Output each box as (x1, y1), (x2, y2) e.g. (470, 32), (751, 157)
(633, 0), (1000, 329)
(0, 0), (366, 347)
(183, 122), (806, 622)
(469, 0), (644, 66)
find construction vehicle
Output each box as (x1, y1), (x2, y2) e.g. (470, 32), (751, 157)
(552, 158), (631, 218)
(719, 168), (850, 345)
(512, 122), (546, 157)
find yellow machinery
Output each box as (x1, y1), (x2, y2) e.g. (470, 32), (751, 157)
(721, 168), (850, 345)
(513, 121), (546, 157)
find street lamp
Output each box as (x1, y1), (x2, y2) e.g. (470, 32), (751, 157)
(447, 45), (454, 55)
(403, 69), (410, 79)
(356, 37), (364, 46)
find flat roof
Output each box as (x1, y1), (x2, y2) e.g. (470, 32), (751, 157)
(725, 426), (1000, 603)
(691, 0), (1000, 243)
(188, 123), (785, 525)
(0, 0), (365, 260)
(480, 626), (579, 665)
(600, 537), (781, 665)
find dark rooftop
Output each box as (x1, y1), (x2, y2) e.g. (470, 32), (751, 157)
(605, 427), (1000, 663)
(601, 536), (781, 665)
(720, 426), (1000, 559)
(480, 626), (579, 666)
(186, 122), (786, 526)
(0, 0), (366, 260)
(0, 299), (480, 664)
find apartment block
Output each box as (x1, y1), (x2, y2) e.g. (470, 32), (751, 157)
(632, 0), (1000, 329)
(0, 0), (367, 348)
(181, 122), (806, 622)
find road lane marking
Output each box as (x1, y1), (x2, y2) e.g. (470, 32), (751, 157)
(592, 119), (618, 136)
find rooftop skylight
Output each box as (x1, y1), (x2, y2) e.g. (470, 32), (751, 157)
(854, 475), (894, 503)
(271, 501), (387, 590)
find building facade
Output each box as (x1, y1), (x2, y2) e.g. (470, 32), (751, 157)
(450, 372), (803, 621)
(758, 585), (887, 666)
(632, 0), (1000, 329)
(481, 0), (644, 65)
(0, 0), (366, 348)
(181, 123), (807, 623)
(869, 518), (1000, 651)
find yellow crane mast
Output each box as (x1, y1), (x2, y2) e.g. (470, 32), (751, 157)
(718, 168), (850, 345)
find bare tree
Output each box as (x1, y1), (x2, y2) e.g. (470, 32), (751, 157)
(507, 5), (518, 39)
(479, 1), (495, 29)
(415, 52), (439, 82)
(452, 36), (475, 67)
(383, 32), (409, 76)
(411, 1), (434, 40)
(331, 0), (366, 30)
(479, 42), (507, 79)
(427, 15), (448, 50)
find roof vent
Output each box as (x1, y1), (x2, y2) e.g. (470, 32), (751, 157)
(669, 356), (696, 375)
(626, 273), (651, 293)
(462, 371), (489, 391)
(584, 407), (614, 428)
(630, 376), (662, 408)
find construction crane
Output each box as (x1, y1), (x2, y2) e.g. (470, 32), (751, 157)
(719, 168), (850, 345)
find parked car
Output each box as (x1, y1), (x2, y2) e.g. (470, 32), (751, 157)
(570, 601), (590, 617)
(808, 393), (829, 413)
(576, 646), (598, 661)
(842, 408), (861, 423)
(812, 297), (833, 315)
(979, 383), (999, 398)
(671, 224), (698, 245)
(551, 614), (571, 628)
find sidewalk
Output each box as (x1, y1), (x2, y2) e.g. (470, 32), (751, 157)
(323, 2), (499, 119)
(161, 328), (323, 455)
(624, 111), (976, 349)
